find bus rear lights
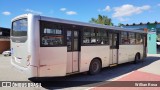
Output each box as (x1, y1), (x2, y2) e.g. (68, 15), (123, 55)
(15, 57), (21, 63)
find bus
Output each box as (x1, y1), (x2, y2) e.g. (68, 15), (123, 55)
(11, 14), (147, 78)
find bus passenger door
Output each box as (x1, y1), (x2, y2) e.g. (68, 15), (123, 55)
(109, 33), (119, 66)
(67, 30), (80, 73)
(143, 34), (147, 57)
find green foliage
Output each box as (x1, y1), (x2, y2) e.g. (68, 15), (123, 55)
(118, 23), (123, 27)
(90, 14), (113, 26)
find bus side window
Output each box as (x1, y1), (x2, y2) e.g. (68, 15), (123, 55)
(129, 32), (135, 44)
(136, 33), (143, 44)
(83, 28), (96, 44)
(97, 29), (108, 45)
(67, 30), (72, 51)
(40, 21), (64, 47)
(121, 32), (129, 44)
(109, 34), (112, 46)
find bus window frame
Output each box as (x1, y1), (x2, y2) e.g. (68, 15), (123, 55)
(82, 27), (109, 46)
(11, 18), (28, 43)
(40, 21), (65, 47)
(119, 31), (144, 45)
(120, 31), (130, 45)
(128, 32), (136, 44)
(11, 18), (28, 37)
(135, 33), (143, 44)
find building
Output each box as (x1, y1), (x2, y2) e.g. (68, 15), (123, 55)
(122, 22), (160, 54)
(0, 27), (10, 54)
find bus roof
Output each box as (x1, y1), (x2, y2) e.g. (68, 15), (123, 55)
(12, 14), (147, 34)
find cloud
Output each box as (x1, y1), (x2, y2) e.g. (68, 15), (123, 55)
(2, 11), (11, 15)
(25, 9), (42, 14)
(117, 17), (130, 22)
(98, 5), (111, 12)
(60, 8), (67, 11)
(60, 8), (77, 15)
(103, 6), (111, 12)
(66, 11), (77, 15)
(112, 4), (150, 18)
(112, 4), (150, 22)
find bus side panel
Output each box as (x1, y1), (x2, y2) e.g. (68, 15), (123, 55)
(80, 46), (110, 72)
(11, 58), (38, 77)
(28, 14), (40, 77)
(39, 47), (67, 77)
(118, 45), (144, 64)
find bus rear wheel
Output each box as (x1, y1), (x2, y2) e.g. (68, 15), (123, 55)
(134, 53), (140, 64)
(89, 59), (101, 75)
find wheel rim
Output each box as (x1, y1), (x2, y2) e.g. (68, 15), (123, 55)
(136, 55), (139, 61)
(92, 62), (99, 72)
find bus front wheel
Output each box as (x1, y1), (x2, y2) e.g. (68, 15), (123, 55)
(89, 58), (102, 75)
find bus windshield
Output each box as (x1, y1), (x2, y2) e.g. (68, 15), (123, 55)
(12, 18), (28, 36)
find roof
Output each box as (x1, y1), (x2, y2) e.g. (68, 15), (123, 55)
(40, 15), (146, 34)
(123, 21), (160, 26)
(0, 27), (10, 31)
(12, 13), (147, 34)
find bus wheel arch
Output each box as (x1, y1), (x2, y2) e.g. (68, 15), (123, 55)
(134, 52), (141, 64)
(89, 57), (102, 75)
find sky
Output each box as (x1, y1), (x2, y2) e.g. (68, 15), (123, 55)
(0, 0), (160, 28)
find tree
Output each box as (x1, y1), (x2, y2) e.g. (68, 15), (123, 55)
(118, 23), (123, 27)
(90, 14), (113, 26)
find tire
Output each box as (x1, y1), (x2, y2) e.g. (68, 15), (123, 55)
(89, 59), (101, 75)
(134, 53), (140, 64)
